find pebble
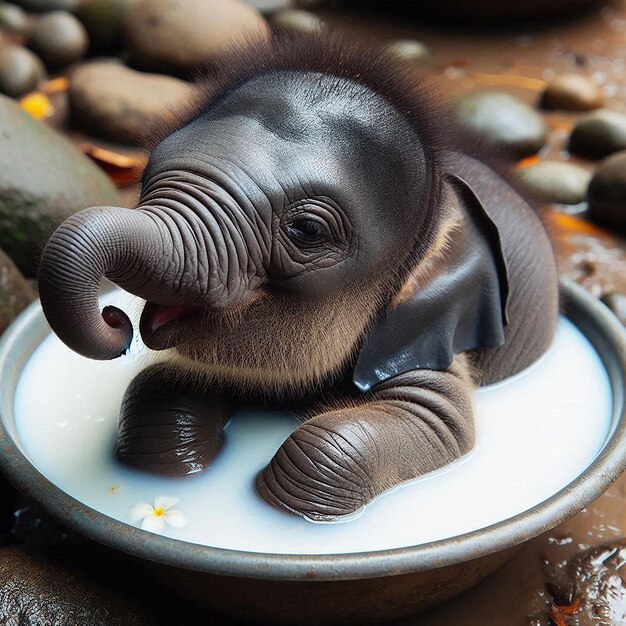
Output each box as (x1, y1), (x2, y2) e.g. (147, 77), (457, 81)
(0, 46), (45, 98)
(516, 161), (592, 205)
(75, 0), (131, 55)
(69, 60), (195, 144)
(568, 110), (626, 159)
(27, 11), (88, 70)
(385, 39), (430, 63)
(601, 293), (626, 326)
(0, 93), (120, 275)
(270, 9), (323, 35)
(245, 0), (294, 14)
(12, 0), (78, 12)
(455, 92), (548, 158)
(0, 3), (29, 35)
(0, 247), (34, 335)
(540, 73), (604, 111)
(587, 151), (626, 234)
(125, 0), (270, 75)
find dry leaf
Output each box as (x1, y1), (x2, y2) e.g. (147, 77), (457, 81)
(81, 143), (147, 186)
(42, 77), (69, 95)
(546, 212), (606, 238)
(19, 92), (54, 120)
(472, 72), (547, 91)
(516, 155), (542, 169)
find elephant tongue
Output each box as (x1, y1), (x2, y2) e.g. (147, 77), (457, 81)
(148, 304), (198, 332)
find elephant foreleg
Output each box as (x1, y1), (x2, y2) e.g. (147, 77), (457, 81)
(257, 356), (475, 521)
(115, 363), (232, 476)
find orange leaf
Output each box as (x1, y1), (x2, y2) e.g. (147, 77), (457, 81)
(472, 72), (546, 91)
(81, 143), (147, 186)
(546, 212), (606, 238)
(42, 77), (69, 95)
(516, 155), (542, 169)
(550, 605), (569, 626)
(19, 92), (54, 120)
(549, 597), (581, 625)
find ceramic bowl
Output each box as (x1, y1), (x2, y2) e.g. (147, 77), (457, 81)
(0, 279), (624, 625)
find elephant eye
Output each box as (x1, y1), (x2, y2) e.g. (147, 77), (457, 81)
(286, 218), (327, 245)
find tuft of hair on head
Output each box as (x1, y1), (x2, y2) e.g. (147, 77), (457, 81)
(147, 31), (446, 155)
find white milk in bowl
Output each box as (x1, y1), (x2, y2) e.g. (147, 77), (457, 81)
(13, 291), (613, 555)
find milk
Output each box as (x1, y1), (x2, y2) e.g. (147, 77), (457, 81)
(13, 291), (613, 555)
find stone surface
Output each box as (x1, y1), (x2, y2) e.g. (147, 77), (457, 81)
(0, 3), (29, 35)
(517, 161), (592, 205)
(0, 247), (34, 335)
(0, 546), (157, 625)
(601, 292), (626, 325)
(125, 0), (270, 75)
(455, 92), (547, 158)
(540, 73), (604, 111)
(569, 109), (626, 159)
(245, 0), (294, 14)
(27, 11), (88, 70)
(12, 0), (78, 11)
(384, 39), (430, 63)
(0, 94), (120, 275)
(270, 8), (323, 35)
(75, 0), (131, 55)
(587, 151), (626, 234)
(0, 46), (45, 98)
(69, 60), (194, 144)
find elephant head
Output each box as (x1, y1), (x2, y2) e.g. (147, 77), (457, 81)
(39, 37), (507, 394)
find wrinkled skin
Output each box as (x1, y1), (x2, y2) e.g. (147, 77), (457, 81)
(38, 63), (558, 521)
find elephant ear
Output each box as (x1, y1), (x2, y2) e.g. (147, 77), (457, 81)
(353, 173), (509, 392)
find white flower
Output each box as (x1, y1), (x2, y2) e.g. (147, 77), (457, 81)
(130, 496), (186, 533)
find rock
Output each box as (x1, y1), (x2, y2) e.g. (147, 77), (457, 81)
(587, 151), (626, 234)
(12, 0), (78, 12)
(245, 0), (294, 14)
(455, 92), (548, 158)
(384, 39), (430, 63)
(517, 161), (591, 205)
(0, 93), (120, 275)
(0, 46), (45, 98)
(0, 247), (34, 334)
(27, 11), (88, 70)
(75, 0), (131, 55)
(0, 546), (157, 625)
(540, 73), (604, 112)
(568, 109), (626, 159)
(69, 60), (194, 144)
(270, 8), (322, 35)
(0, 3), (29, 35)
(125, 0), (270, 75)
(601, 292), (626, 325)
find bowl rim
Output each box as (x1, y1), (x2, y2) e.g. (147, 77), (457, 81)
(0, 278), (624, 581)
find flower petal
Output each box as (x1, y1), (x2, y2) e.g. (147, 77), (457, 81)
(141, 514), (165, 534)
(154, 496), (179, 511)
(163, 510), (187, 528)
(130, 503), (154, 523)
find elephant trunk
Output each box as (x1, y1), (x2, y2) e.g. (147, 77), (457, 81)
(38, 199), (259, 360)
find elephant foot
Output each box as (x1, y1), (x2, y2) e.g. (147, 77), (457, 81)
(257, 365), (475, 521)
(115, 365), (231, 477)
(256, 415), (378, 522)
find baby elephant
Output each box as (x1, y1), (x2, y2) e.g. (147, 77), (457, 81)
(38, 36), (558, 522)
